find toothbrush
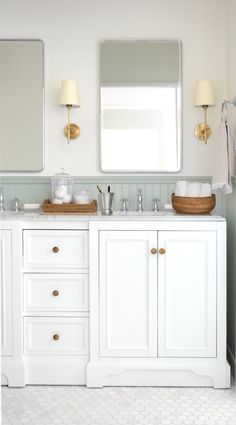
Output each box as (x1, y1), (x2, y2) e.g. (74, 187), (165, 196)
(108, 185), (110, 193)
(96, 185), (102, 193)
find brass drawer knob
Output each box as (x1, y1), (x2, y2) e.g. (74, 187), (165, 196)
(151, 248), (158, 255)
(52, 246), (59, 253)
(52, 290), (59, 297)
(159, 248), (166, 255)
(53, 334), (60, 341)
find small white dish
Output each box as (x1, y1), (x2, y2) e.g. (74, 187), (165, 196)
(74, 191), (92, 204)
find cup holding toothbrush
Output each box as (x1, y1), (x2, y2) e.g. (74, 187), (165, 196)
(100, 192), (114, 215)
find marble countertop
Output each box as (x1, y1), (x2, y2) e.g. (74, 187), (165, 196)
(0, 209), (225, 222)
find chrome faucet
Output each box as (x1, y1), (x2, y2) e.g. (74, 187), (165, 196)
(0, 188), (5, 213)
(13, 198), (21, 213)
(136, 188), (143, 212)
(120, 198), (128, 212)
(152, 198), (160, 213)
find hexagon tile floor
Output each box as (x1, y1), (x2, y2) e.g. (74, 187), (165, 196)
(1, 385), (236, 425)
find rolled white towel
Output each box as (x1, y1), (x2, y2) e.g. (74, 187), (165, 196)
(52, 198), (63, 204)
(186, 182), (201, 197)
(63, 193), (73, 204)
(200, 183), (212, 197)
(175, 180), (188, 196)
(55, 185), (67, 199)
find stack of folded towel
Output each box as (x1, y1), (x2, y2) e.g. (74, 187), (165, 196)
(175, 181), (212, 197)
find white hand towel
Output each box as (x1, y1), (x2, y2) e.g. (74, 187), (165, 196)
(200, 183), (212, 197)
(175, 180), (188, 196)
(186, 182), (201, 197)
(212, 120), (232, 193)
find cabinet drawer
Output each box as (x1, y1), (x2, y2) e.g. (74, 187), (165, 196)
(24, 317), (89, 355)
(23, 230), (88, 269)
(24, 274), (89, 312)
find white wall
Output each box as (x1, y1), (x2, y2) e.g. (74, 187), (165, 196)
(0, 0), (227, 176)
(226, 0), (236, 173)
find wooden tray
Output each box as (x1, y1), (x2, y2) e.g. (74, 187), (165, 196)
(172, 193), (216, 214)
(42, 199), (98, 214)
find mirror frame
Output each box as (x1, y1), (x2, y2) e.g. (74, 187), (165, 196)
(99, 39), (182, 173)
(0, 39), (45, 172)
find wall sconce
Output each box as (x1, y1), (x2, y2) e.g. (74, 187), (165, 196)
(194, 80), (216, 144)
(59, 80), (80, 144)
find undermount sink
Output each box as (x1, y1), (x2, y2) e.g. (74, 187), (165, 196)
(2, 210), (40, 216)
(113, 210), (175, 216)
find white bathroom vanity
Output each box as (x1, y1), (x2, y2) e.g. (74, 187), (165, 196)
(0, 212), (230, 388)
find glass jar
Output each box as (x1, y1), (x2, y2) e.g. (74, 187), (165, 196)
(51, 168), (74, 204)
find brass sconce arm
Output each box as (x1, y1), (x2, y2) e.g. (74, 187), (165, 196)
(64, 105), (80, 144)
(67, 105), (71, 143)
(194, 105), (211, 144)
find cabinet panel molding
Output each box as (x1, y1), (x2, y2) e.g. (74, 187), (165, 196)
(24, 273), (89, 313)
(24, 317), (89, 355)
(23, 230), (88, 270)
(158, 230), (216, 357)
(0, 230), (13, 356)
(99, 230), (157, 357)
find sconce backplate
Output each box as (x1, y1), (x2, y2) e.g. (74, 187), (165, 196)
(64, 124), (80, 140)
(194, 124), (211, 142)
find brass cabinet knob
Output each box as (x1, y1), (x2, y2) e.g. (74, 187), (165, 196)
(52, 246), (59, 253)
(151, 248), (158, 255)
(53, 334), (60, 341)
(52, 290), (59, 297)
(159, 248), (166, 255)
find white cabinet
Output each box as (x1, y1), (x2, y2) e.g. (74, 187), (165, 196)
(23, 230), (88, 270)
(23, 273), (89, 313)
(99, 229), (216, 359)
(88, 220), (230, 389)
(0, 230), (13, 356)
(158, 231), (216, 358)
(24, 317), (89, 355)
(99, 231), (157, 357)
(1, 216), (230, 388)
(22, 226), (89, 385)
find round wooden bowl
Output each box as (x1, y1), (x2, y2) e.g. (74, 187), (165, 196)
(172, 193), (216, 214)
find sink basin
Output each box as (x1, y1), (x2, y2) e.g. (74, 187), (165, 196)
(2, 210), (40, 217)
(113, 210), (175, 216)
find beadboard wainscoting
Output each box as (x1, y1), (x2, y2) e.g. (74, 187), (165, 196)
(0, 176), (225, 214)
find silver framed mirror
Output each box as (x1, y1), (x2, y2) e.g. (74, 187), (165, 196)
(100, 39), (182, 173)
(0, 39), (44, 171)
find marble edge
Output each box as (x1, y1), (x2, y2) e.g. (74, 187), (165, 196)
(0, 211), (226, 222)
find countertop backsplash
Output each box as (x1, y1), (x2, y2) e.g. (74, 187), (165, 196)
(0, 176), (225, 216)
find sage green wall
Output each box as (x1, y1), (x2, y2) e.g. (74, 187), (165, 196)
(225, 182), (236, 377)
(0, 176), (224, 214)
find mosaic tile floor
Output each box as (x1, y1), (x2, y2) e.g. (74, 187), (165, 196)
(1, 385), (236, 425)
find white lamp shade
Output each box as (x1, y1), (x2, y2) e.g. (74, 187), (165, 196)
(59, 80), (80, 107)
(194, 80), (216, 107)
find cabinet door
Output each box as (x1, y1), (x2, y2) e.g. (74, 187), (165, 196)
(99, 231), (157, 357)
(0, 230), (13, 356)
(158, 231), (216, 358)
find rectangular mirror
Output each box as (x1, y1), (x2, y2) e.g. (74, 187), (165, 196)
(0, 40), (44, 171)
(100, 39), (182, 172)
